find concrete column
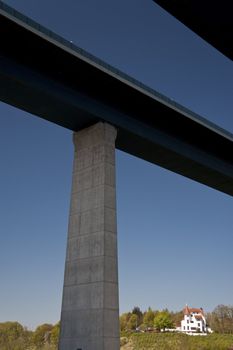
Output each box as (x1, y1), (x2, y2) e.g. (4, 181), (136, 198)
(59, 122), (120, 350)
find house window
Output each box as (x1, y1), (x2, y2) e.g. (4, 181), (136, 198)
(198, 323), (200, 326)
(187, 326), (189, 330)
(183, 326), (185, 330)
(187, 320), (189, 324)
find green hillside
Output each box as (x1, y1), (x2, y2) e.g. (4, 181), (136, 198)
(120, 333), (233, 350)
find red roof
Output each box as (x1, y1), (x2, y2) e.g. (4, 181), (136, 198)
(183, 306), (204, 316)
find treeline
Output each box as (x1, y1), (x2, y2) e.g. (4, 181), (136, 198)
(207, 305), (233, 334)
(0, 321), (59, 350)
(120, 306), (183, 332)
(120, 304), (233, 334)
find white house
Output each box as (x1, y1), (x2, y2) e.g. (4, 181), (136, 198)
(181, 305), (207, 334)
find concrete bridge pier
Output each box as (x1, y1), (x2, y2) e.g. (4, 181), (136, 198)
(59, 122), (120, 350)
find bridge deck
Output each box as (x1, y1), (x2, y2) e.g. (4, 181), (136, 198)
(153, 0), (233, 61)
(0, 1), (233, 196)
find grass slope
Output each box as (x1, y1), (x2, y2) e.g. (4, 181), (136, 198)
(120, 333), (233, 350)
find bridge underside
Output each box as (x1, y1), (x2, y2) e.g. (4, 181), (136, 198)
(0, 1), (233, 198)
(153, 0), (233, 61)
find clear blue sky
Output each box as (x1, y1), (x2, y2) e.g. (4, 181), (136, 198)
(0, 0), (233, 330)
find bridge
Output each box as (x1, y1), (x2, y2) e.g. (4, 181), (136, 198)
(1, 1), (233, 349)
(153, 0), (233, 61)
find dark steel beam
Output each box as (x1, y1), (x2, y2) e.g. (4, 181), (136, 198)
(153, 0), (233, 61)
(0, 1), (233, 196)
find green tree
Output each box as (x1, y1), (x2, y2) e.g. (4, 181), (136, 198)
(154, 311), (174, 331)
(0, 321), (32, 350)
(32, 323), (53, 348)
(143, 307), (155, 329)
(120, 313), (131, 331)
(127, 314), (138, 330)
(132, 306), (143, 326)
(50, 322), (60, 347)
